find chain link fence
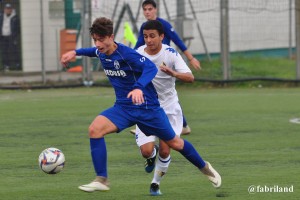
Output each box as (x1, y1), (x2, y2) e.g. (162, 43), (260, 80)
(0, 0), (299, 87)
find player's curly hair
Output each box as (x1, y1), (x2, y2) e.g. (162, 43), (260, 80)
(90, 17), (113, 37)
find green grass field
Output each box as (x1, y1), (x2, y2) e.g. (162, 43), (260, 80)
(0, 87), (299, 200)
(193, 56), (296, 80)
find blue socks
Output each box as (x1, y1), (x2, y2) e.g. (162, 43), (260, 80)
(179, 140), (206, 169)
(90, 138), (107, 177)
(90, 138), (205, 178)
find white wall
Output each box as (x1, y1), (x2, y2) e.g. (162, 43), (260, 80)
(20, 0), (65, 72)
(93, 0), (294, 55)
(20, 0), (42, 72)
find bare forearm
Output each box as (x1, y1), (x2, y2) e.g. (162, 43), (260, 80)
(183, 50), (194, 61)
(173, 72), (194, 83)
(183, 50), (201, 70)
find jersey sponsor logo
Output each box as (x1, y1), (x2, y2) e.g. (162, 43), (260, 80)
(166, 47), (178, 55)
(114, 60), (121, 69)
(104, 69), (127, 77)
(140, 56), (146, 63)
(105, 59), (112, 62)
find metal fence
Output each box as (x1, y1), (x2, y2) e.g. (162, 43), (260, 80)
(0, 0), (300, 87)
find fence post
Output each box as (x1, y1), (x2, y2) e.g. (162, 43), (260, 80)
(296, 0), (300, 80)
(289, 0), (293, 59)
(81, 0), (92, 86)
(40, 0), (46, 84)
(220, 0), (230, 80)
(175, 0), (184, 39)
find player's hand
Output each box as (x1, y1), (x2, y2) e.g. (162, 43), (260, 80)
(159, 64), (176, 77)
(61, 50), (76, 68)
(127, 89), (144, 105)
(189, 58), (201, 70)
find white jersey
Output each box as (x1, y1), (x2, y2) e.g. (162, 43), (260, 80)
(136, 44), (191, 111)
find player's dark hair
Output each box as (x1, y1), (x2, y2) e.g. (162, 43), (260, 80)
(143, 20), (164, 35)
(90, 17), (113, 37)
(142, 0), (157, 8)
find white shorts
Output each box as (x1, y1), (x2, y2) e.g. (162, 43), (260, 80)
(135, 102), (183, 147)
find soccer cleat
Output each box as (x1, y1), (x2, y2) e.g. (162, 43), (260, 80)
(130, 129), (136, 135)
(181, 125), (191, 135)
(78, 181), (110, 192)
(150, 183), (162, 196)
(206, 162), (222, 188)
(144, 145), (158, 173)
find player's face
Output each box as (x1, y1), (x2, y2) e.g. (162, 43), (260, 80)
(143, 29), (163, 54)
(92, 34), (115, 55)
(143, 4), (157, 20)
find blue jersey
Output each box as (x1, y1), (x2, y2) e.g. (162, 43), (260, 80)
(135, 17), (187, 52)
(75, 42), (160, 109)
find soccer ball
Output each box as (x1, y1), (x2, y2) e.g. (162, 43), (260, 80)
(38, 147), (65, 174)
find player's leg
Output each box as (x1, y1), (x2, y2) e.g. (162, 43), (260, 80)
(142, 143), (159, 173)
(150, 107), (182, 195)
(79, 105), (134, 192)
(135, 125), (158, 173)
(139, 107), (221, 188)
(79, 115), (117, 192)
(165, 136), (221, 188)
(183, 113), (188, 127)
(78, 115), (116, 192)
(180, 101), (191, 135)
(181, 113), (191, 135)
(149, 140), (170, 196)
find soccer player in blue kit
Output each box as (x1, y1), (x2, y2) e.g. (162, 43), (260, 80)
(135, 0), (200, 70)
(60, 17), (221, 193)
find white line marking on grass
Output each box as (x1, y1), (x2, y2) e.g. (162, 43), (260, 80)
(289, 118), (300, 124)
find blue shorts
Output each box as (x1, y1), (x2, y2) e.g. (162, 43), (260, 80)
(100, 104), (176, 141)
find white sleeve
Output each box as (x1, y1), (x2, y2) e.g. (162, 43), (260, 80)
(171, 51), (191, 73)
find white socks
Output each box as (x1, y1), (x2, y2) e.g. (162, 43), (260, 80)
(151, 155), (171, 184)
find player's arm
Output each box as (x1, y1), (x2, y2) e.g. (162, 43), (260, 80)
(61, 47), (98, 68)
(183, 50), (201, 70)
(126, 52), (158, 104)
(160, 62), (194, 83)
(132, 57), (158, 89)
(61, 50), (76, 68)
(163, 21), (201, 70)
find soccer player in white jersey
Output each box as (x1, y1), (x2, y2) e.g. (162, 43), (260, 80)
(134, 20), (220, 196)
(131, 0), (199, 135)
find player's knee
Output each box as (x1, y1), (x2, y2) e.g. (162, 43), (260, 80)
(139, 147), (152, 158)
(140, 143), (155, 158)
(88, 124), (104, 138)
(159, 148), (170, 158)
(167, 137), (184, 151)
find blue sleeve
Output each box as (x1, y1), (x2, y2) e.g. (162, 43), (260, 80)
(160, 18), (188, 52)
(134, 24), (145, 49)
(75, 47), (98, 57)
(126, 51), (158, 89)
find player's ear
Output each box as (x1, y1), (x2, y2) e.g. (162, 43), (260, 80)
(160, 33), (164, 41)
(110, 34), (115, 40)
